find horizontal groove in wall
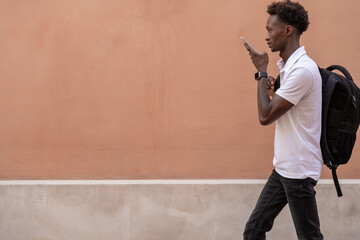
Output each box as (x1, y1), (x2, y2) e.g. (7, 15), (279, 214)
(0, 179), (359, 185)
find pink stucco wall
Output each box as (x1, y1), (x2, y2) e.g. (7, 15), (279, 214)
(0, 0), (359, 179)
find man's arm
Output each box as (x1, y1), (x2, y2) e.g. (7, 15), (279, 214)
(242, 43), (293, 125)
(257, 76), (293, 125)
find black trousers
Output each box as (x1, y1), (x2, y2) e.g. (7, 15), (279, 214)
(243, 170), (323, 240)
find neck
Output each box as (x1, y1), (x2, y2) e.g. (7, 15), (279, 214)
(279, 38), (300, 63)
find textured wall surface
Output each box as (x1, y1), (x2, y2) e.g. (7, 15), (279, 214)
(1, 1), (359, 238)
(0, 181), (359, 240)
(0, 0), (359, 180)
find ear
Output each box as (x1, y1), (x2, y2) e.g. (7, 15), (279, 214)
(285, 25), (294, 37)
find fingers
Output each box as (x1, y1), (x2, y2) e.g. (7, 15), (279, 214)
(267, 75), (275, 81)
(244, 44), (253, 55)
(266, 76), (275, 91)
(267, 76), (274, 85)
(243, 42), (257, 55)
(266, 76), (275, 98)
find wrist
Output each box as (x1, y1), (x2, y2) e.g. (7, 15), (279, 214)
(255, 71), (268, 80)
(258, 67), (267, 72)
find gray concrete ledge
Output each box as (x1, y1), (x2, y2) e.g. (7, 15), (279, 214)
(0, 181), (359, 240)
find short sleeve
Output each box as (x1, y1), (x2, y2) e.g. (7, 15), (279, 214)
(275, 68), (313, 105)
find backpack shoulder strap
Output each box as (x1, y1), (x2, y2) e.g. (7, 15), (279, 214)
(274, 75), (280, 92)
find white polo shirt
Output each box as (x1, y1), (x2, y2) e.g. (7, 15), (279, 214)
(274, 46), (323, 181)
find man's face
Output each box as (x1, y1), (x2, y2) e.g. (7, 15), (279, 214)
(265, 15), (287, 52)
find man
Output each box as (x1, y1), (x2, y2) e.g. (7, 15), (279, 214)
(242, 1), (323, 239)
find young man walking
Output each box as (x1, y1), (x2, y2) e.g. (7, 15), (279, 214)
(242, 1), (323, 239)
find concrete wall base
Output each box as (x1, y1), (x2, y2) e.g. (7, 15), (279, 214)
(0, 180), (359, 240)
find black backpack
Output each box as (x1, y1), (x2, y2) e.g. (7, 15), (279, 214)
(274, 65), (360, 197)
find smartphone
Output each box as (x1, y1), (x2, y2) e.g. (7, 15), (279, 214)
(241, 36), (257, 52)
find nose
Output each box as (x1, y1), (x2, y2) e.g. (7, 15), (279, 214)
(265, 32), (270, 42)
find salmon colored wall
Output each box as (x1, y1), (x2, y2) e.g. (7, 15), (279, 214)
(0, 0), (359, 179)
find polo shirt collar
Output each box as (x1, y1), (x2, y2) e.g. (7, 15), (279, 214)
(277, 46), (307, 73)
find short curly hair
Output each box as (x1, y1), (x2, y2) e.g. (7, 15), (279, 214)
(267, 0), (309, 34)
